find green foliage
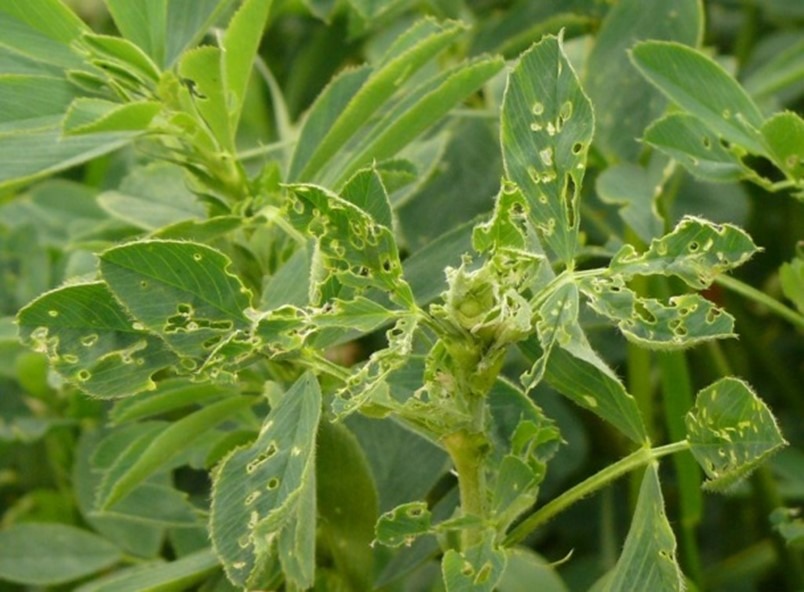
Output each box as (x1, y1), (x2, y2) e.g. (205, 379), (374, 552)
(1, 1), (799, 591)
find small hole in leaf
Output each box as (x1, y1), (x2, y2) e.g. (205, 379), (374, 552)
(564, 174), (576, 227)
(48, 310), (59, 317)
(688, 241), (700, 252)
(267, 477), (280, 490)
(706, 308), (722, 323)
(193, 253), (203, 262)
(177, 303), (192, 314)
(462, 562), (475, 576)
(76, 369), (91, 382)
(180, 358), (198, 370)
(634, 300), (656, 324)
(572, 142), (584, 155)
(702, 136), (711, 149)
(140, 280), (148, 289)
(407, 506), (424, 518)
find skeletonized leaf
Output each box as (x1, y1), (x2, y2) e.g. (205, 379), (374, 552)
(580, 277), (735, 349)
(604, 464), (683, 592)
(16, 282), (178, 398)
(99, 240), (253, 364)
(210, 372), (321, 589)
(631, 41), (766, 155)
(501, 34), (594, 264)
(609, 216), (759, 289)
(472, 182), (530, 253)
(686, 377), (787, 491)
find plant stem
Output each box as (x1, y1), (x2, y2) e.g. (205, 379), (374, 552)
(715, 274), (804, 331)
(443, 428), (489, 550)
(503, 441), (689, 547)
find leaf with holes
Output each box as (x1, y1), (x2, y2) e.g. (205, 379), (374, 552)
(686, 377), (787, 492)
(580, 277), (735, 349)
(604, 464), (684, 592)
(99, 240), (253, 369)
(375, 502), (433, 548)
(442, 533), (507, 592)
(501, 33), (594, 264)
(210, 372), (321, 589)
(609, 216), (759, 289)
(761, 111), (804, 189)
(16, 282), (178, 398)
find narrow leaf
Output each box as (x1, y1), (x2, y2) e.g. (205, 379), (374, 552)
(178, 46), (232, 150)
(609, 216), (759, 289)
(376, 502), (433, 547)
(686, 377), (787, 491)
(210, 372), (321, 589)
(0, 523), (122, 586)
(110, 378), (234, 424)
(16, 282), (179, 398)
(501, 34), (594, 264)
(0, 75), (77, 133)
(631, 41), (766, 154)
(63, 99), (161, 135)
(604, 464), (684, 592)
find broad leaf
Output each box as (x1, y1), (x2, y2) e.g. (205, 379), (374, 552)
(110, 378), (234, 424)
(17, 282), (179, 398)
(631, 41), (766, 154)
(341, 166), (394, 229)
(0, 75), (77, 133)
(686, 377), (787, 491)
(501, 34), (594, 264)
(0, 523), (122, 586)
(210, 372), (321, 589)
(609, 216), (759, 289)
(376, 501), (433, 547)
(604, 464), (683, 592)
(761, 111), (804, 185)
(97, 396), (254, 509)
(585, 0), (702, 162)
(99, 240), (253, 363)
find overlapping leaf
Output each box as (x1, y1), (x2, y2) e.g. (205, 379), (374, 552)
(686, 377), (787, 491)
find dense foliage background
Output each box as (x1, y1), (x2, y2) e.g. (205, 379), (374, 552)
(0, 0), (801, 590)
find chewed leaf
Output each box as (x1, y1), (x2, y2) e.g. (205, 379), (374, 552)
(375, 501), (433, 547)
(501, 33), (594, 264)
(16, 282), (178, 398)
(441, 533), (507, 592)
(610, 216), (759, 289)
(605, 464), (683, 592)
(580, 277), (735, 349)
(288, 183), (414, 308)
(686, 377), (787, 492)
(472, 182), (530, 253)
(210, 372), (321, 589)
(761, 111), (804, 187)
(99, 240), (253, 366)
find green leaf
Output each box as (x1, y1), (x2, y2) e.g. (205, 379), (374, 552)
(210, 372), (321, 589)
(98, 396), (254, 509)
(222, 0), (274, 131)
(405, 219), (474, 305)
(609, 216), (760, 289)
(0, 127), (135, 191)
(0, 75), (78, 133)
(79, 33), (162, 85)
(316, 421), (378, 591)
(605, 464), (684, 592)
(74, 548), (220, 592)
(99, 240), (253, 362)
(630, 41), (766, 154)
(584, 0), (702, 162)
(178, 46), (232, 150)
(63, 98), (162, 135)
(288, 19), (464, 181)
(375, 501), (433, 547)
(643, 113), (753, 183)
(110, 378), (234, 424)
(442, 534), (507, 592)
(0, 2), (86, 71)
(779, 252), (804, 314)
(686, 377), (787, 491)
(341, 166), (394, 229)
(17, 282), (179, 398)
(92, 482), (199, 528)
(0, 523), (122, 586)
(761, 111), (804, 184)
(501, 34), (594, 264)
(497, 548), (568, 592)
(0, 0), (88, 46)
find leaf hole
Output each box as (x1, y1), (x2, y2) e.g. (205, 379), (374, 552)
(559, 101), (573, 121)
(76, 369), (91, 382)
(267, 477), (280, 490)
(193, 253), (203, 262)
(81, 334), (99, 347)
(48, 310), (59, 317)
(180, 358), (198, 370)
(532, 102), (544, 115)
(706, 308), (723, 324)
(688, 241), (700, 252)
(702, 135), (712, 150)
(572, 142), (584, 155)
(634, 300), (657, 324)
(140, 280), (148, 289)
(564, 174), (576, 227)
(407, 506), (424, 518)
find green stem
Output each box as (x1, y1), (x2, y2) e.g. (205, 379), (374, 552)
(443, 428), (489, 550)
(503, 441), (689, 547)
(715, 274), (804, 331)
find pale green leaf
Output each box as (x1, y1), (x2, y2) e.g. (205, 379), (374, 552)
(375, 501), (433, 547)
(779, 254), (804, 314)
(0, 127), (135, 191)
(341, 166), (394, 229)
(581, 278), (735, 348)
(609, 216), (759, 289)
(473, 183), (529, 253)
(16, 282), (179, 398)
(74, 548), (220, 592)
(110, 378), (234, 424)
(210, 372), (321, 589)
(98, 396), (254, 509)
(520, 336), (648, 445)
(761, 111), (804, 184)
(585, 0), (702, 162)
(63, 99), (161, 135)
(604, 464), (683, 592)
(178, 46), (232, 150)
(497, 548), (568, 592)
(316, 421), (378, 591)
(0, 0), (87, 45)
(501, 34), (594, 264)
(289, 19), (464, 181)
(0, 75), (77, 133)
(312, 296), (399, 333)
(631, 41), (766, 154)
(78, 33), (162, 85)
(0, 523), (122, 586)
(99, 240), (252, 361)
(442, 534), (507, 592)
(643, 113), (752, 183)
(222, 0), (274, 130)
(686, 377), (787, 491)
(92, 482), (199, 527)
(97, 163), (205, 230)
(0, 3), (86, 71)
